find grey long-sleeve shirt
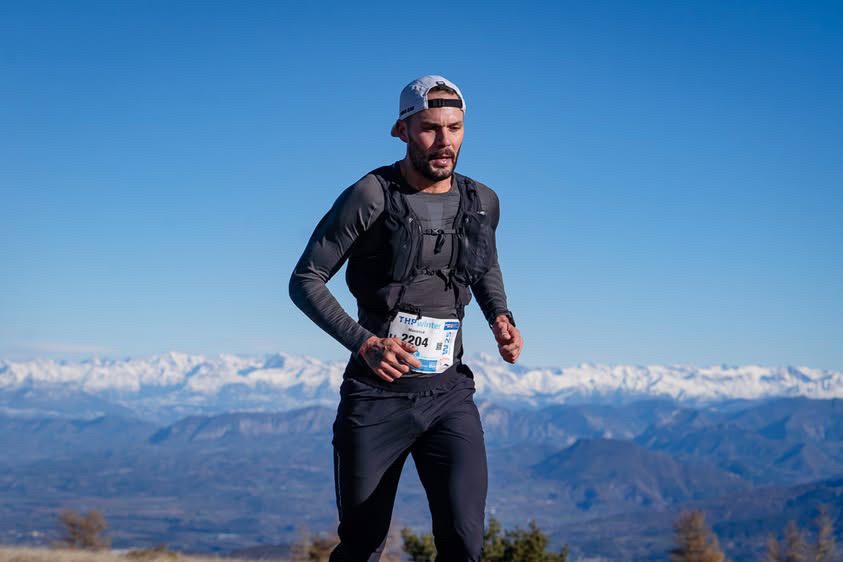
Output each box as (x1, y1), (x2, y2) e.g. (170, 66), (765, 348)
(289, 163), (511, 359)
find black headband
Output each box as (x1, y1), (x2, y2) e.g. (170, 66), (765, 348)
(427, 98), (463, 109)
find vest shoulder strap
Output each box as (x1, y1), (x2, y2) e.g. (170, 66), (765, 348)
(453, 172), (482, 213)
(369, 165), (406, 216)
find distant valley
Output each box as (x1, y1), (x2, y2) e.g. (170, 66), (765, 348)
(2, 353), (843, 560)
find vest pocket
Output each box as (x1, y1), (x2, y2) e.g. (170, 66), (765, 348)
(459, 211), (496, 285)
(371, 284), (405, 317)
(384, 212), (418, 281)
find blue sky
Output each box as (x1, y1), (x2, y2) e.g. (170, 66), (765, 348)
(1, 1), (841, 369)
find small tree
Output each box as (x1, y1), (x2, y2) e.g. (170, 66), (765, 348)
(766, 506), (837, 562)
(56, 508), (110, 550)
(766, 533), (783, 562)
(814, 505), (836, 562)
(483, 517), (506, 561)
(402, 526), (436, 562)
(494, 519), (568, 562)
(669, 510), (726, 562)
(402, 516), (568, 562)
(784, 520), (808, 562)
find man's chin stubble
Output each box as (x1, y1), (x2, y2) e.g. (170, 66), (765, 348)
(422, 167), (453, 181)
(419, 158), (459, 181)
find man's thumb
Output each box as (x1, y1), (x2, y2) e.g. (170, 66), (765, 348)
(399, 339), (417, 352)
(499, 322), (511, 341)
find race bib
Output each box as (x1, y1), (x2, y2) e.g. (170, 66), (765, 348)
(387, 312), (460, 374)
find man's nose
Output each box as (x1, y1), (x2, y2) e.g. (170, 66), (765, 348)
(434, 127), (454, 147)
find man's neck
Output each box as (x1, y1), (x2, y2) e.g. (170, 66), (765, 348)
(398, 158), (453, 193)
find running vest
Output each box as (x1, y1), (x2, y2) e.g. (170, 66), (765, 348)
(345, 165), (496, 322)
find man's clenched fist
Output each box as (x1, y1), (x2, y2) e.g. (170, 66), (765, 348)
(491, 314), (523, 363)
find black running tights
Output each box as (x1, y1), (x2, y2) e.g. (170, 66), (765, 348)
(328, 370), (488, 562)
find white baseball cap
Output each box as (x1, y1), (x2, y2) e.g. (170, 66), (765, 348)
(390, 75), (466, 137)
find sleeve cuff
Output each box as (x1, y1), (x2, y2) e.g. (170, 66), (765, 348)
(349, 329), (377, 359)
(488, 309), (516, 328)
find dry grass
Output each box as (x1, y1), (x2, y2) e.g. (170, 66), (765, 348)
(0, 546), (287, 562)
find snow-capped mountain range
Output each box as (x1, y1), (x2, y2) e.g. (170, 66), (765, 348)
(1, 352), (841, 423)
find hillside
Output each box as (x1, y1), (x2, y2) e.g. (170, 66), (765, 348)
(0, 546), (283, 562)
(2, 396), (843, 560)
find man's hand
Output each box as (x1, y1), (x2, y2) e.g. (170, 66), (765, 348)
(358, 336), (423, 383)
(492, 314), (523, 363)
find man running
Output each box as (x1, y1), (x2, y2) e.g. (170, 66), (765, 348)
(289, 75), (523, 562)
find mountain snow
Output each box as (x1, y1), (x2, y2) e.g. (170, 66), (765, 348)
(1, 351), (841, 422)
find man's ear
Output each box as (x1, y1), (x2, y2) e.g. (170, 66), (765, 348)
(395, 119), (409, 143)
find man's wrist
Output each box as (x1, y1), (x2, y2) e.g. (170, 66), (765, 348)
(490, 310), (516, 328)
(354, 334), (379, 360)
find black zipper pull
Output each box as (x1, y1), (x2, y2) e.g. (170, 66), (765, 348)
(434, 229), (446, 254)
(436, 269), (454, 290)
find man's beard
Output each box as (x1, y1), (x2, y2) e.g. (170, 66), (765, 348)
(407, 137), (460, 181)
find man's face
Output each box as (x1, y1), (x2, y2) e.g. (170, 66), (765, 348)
(399, 92), (465, 182)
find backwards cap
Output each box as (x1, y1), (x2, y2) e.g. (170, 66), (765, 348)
(390, 75), (466, 137)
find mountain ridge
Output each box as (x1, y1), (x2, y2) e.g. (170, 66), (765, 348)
(2, 351), (842, 423)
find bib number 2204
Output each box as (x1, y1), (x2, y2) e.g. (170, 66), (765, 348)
(387, 311), (460, 374)
(400, 334), (429, 348)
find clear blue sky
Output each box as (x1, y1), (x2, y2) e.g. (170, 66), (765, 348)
(2, 1), (841, 369)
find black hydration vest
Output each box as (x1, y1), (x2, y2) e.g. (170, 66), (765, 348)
(345, 164), (497, 323)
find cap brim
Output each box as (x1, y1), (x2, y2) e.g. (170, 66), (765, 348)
(390, 120), (400, 137)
